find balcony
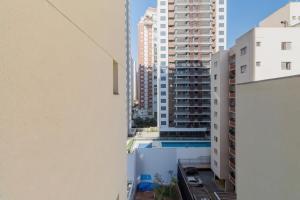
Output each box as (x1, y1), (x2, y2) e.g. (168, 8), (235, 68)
(229, 107), (235, 113)
(229, 159), (235, 170)
(229, 79), (235, 85)
(229, 132), (235, 142)
(229, 119), (235, 127)
(229, 63), (235, 71)
(229, 92), (235, 99)
(229, 172), (236, 185)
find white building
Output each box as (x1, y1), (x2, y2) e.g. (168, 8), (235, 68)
(157, 0), (227, 136)
(210, 1), (300, 194)
(210, 50), (231, 190)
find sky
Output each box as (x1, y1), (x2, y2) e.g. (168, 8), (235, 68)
(130, 0), (292, 62)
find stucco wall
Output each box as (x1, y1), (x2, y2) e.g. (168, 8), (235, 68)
(0, 0), (126, 199)
(135, 147), (211, 184)
(236, 76), (300, 200)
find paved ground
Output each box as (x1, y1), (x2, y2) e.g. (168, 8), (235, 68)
(135, 191), (155, 200)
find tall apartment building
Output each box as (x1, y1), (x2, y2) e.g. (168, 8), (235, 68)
(126, 0), (134, 135)
(137, 8), (158, 117)
(157, 0), (227, 137)
(0, 0), (126, 199)
(211, 2), (300, 193)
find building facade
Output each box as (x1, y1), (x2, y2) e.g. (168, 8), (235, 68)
(210, 1), (300, 194)
(0, 0), (126, 199)
(157, 0), (227, 137)
(137, 8), (158, 118)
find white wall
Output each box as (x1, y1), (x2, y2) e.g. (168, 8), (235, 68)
(134, 147), (210, 184)
(236, 76), (300, 200)
(211, 50), (230, 180)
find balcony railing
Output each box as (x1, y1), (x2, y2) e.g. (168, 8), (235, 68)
(229, 159), (236, 170)
(229, 79), (235, 85)
(229, 173), (236, 185)
(229, 92), (235, 99)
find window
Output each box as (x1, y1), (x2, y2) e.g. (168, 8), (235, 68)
(214, 124), (218, 129)
(214, 99), (218, 105)
(219, 0), (224, 4)
(214, 148), (218, 154)
(161, 76), (166, 81)
(219, 8), (224, 12)
(219, 38), (224, 43)
(219, 15), (224, 20)
(161, 84), (166, 88)
(113, 60), (119, 95)
(256, 42), (261, 47)
(160, 39), (166, 43)
(214, 111), (218, 117)
(161, 106), (166, 111)
(161, 46), (166, 51)
(160, 1), (166, 5)
(160, 9), (166, 13)
(160, 31), (166, 36)
(214, 160), (218, 167)
(161, 91), (166, 96)
(161, 99), (167, 103)
(214, 87), (217, 92)
(214, 136), (218, 142)
(240, 65), (247, 73)
(281, 42), (292, 50)
(219, 23), (224, 27)
(240, 47), (247, 55)
(161, 114), (166, 118)
(219, 31), (224, 35)
(160, 24), (166, 28)
(256, 61), (261, 67)
(160, 61), (166, 66)
(214, 61), (218, 68)
(161, 121), (167, 125)
(160, 16), (166, 21)
(161, 54), (166, 58)
(214, 74), (217, 80)
(281, 62), (292, 70)
(219, 46), (224, 50)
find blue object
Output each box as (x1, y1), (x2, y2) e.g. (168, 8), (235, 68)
(161, 141), (211, 148)
(138, 143), (152, 148)
(137, 182), (153, 191)
(140, 174), (152, 181)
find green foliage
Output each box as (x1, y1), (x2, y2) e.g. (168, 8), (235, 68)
(153, 172), (178, 200)
(133, 117), (157, 128)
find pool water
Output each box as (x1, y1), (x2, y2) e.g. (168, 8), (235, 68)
(138, 143), (152, 148)
(161, 141), (211, 148)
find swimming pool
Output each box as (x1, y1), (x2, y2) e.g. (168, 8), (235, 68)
(138, 143), (152, 148)
(161, 141), (211, 148)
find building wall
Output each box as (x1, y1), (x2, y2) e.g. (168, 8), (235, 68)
(260, 2), (300, 27)
(211, 51), (229, 181)
(135, 147), (211, 184)
(234, 27), (300, 85)
(0, 0), (126, 200)
(236, 76), (300, 200)
(137, 8), (156, 115)
(158, 0), (227, 134)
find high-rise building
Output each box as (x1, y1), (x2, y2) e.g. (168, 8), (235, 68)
(126, 0), (133, 135)
(211, 2), (300, 193)
(0, 0), (126, 199)
(137, 8), (158, 118)
(157, 0), (227, 137)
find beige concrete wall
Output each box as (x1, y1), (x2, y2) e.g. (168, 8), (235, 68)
(0, 0), (126, 200)
(211, 51), (229, 181)
(236, 76), (300, 200)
